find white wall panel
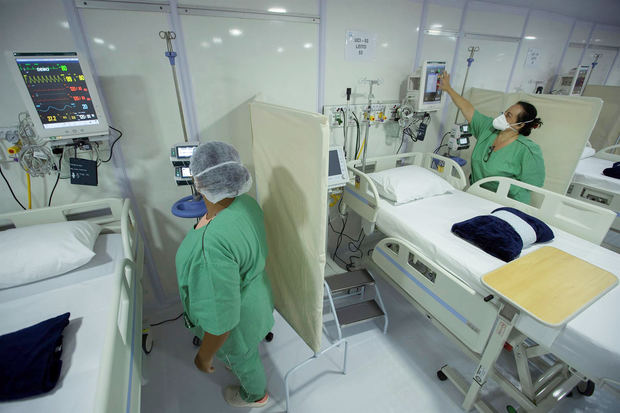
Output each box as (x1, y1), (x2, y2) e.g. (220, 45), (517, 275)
(463, 1), (526, 37)
(570, 21), (594, 44)
(426, 2), (463, 32)
(507, 12), (573, 93)
(180, 0), (318, 15)
(591, 24), (620, 48)
(182, 14), (318, 171)
(584, 47), (618, 85)
(80, 8), (195, 299)
(606, 55), (620, 85)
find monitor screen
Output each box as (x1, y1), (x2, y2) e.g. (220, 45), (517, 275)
(328, 149), (342, 177)
(15, 56), (100, 131)
(177, 146), (196, 158)
(423, 63), (445, 104)
(458, 137), (468, 145)
(181, 167), (192, 178)
(460, 125), (468, 133)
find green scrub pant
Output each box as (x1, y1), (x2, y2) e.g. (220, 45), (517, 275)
(217, 345), (267, 402)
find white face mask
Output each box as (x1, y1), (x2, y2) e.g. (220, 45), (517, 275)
(492, 113), (517, 132)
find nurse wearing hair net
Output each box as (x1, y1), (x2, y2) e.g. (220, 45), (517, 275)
(175, 141), (274, 408)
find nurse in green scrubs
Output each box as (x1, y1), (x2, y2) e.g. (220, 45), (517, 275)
(438, 72), (545, 204)
(175, 141), (274, 408)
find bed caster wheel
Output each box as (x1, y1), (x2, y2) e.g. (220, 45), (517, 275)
(436, 370), (447, 381)
(192, 336), (202, 347)
(576, 380), (595, 397)
(142, 333), (153, 354)
(265, 332), (274, 342)
(506, 405), (517, 413)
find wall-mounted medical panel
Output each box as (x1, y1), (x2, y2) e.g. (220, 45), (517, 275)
(181, 14), (318, 173)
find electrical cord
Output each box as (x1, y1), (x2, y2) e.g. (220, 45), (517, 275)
(351, 112), (360, 158)
(100, 126), (123, 163)
(150, 312), (184, 327)
(0, 166), (26, 210)
(434, 131), (451, 153)
(48, 150), (64, 207)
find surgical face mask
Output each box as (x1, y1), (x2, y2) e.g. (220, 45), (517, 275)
(492, 113), (517, 132)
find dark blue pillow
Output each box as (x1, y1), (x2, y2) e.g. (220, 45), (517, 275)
(451, 208), (554, 262)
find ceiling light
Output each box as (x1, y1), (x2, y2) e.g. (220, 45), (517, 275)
(277, 47), (284, 53)
(594, 38), (601, 42)
(381, 42), (389, 48)
(93, 37), (104, 44)
(268, 7), (287, 13)
(229, 28), (243, 36)
(201, 41), (210, 48)
(524, 36), (536, 40)
(303, 42), (313, 49)
(108, 44), (116, 50)
(212, 37), (223, 44)
(430, 24), (443, 29)
(60, 21), (69, 29)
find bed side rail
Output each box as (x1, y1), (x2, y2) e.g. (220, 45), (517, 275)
(348, 152), (467, 190)
(343, 165), (381, 226)
(595, 144), (620, 162)
(372, 237), (499, 354)
(468, 177), (615, 245)
(0, 198), (125, 232)
(121, 199), (142, 263)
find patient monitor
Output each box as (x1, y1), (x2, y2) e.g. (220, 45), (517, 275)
(328, 146), (349, 190)
(405, 60), (447, 112)
(7, 51), (109, 144)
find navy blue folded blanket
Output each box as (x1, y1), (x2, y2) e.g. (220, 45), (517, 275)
(602, 161), (620, 179)
(0, 312), (70, 401)
(451, 207), (554, 262)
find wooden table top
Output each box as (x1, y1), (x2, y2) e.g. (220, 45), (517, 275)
(482, 246), (618, 326)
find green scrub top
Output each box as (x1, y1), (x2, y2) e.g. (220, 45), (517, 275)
(469, 110), (545, 204)
(175, 194), (274, 356)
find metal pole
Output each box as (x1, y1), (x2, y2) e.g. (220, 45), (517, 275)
(360, 79), (380, 173)
(583, 53), (601, 91)
(455, 46), (479, 123)
(159, 31), (189, 142)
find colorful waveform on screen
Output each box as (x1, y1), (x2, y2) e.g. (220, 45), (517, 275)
(16, 58), (99, 128)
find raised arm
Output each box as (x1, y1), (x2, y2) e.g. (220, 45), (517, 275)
(438, 72), (475, 123)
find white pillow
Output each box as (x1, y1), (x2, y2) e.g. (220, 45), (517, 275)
(368, 165), (454, 204)
(0, 221), (101, 289)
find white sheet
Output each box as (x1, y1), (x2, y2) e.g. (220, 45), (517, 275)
(0, 234), (123, 412)
(376, 192), (620, 382)
(573, 157), (620, 194)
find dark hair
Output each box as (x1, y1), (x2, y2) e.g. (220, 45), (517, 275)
(516, 101), (543, 136)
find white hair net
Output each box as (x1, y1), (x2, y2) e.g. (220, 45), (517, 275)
(189, 141), (252, 203)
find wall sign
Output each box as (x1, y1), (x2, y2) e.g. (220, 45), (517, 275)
(345, 30), (376, 61)
(525, 48), (541, 67)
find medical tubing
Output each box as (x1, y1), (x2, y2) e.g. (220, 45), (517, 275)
(26, 173), (31, 209)
(0, 166), (26, 210)
(48, 150), (63, 207)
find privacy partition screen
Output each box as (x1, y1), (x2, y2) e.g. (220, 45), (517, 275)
(250, 102), (329, 353)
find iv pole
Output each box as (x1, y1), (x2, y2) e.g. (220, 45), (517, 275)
(159, 31), (189, 143)
(455, 46), (480, 123)
(360, 78), (382, 173)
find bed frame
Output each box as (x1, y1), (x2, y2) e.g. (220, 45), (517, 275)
(567, 144), (620, 232)
(0, 198), (144, 413)
(342, 153), (617, 413)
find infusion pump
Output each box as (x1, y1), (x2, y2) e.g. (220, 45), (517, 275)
(448, 123), (471, 151)
(170, 142), (198, 185)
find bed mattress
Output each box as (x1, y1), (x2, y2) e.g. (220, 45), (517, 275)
(573, 157), (620, 194)
(0, 234), (124, 412)
(376, 192), (620, 383)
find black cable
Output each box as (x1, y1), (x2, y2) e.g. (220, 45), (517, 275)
(100, 126), (123, 163)
(0, 166), (26, 210)
(150, 312), (184, 327)
(351, 112), (360, 157)
(48, 150), (64, 207)
(434, 131), (451, 153)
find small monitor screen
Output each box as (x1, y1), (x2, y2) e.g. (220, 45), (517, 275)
(423, 63), (445, 104)
(328, 149), (342, 177)
(177, 146), (196, 158)
(458, 137), (468, 145)
(181, 167), (192, 178)
(460, 125), (468, 133)
(15, 56), (100, 130)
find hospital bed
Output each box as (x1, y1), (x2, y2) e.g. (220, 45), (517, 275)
(567, 144), (620, 232)
(342, 152), (619, 412)
(0, 198), (144, 413)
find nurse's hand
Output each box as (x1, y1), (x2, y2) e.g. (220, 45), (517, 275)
(438, 71), (452, 92)
(194, 353), (216, 374)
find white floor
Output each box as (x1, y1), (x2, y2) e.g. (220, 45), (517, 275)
(141, 275), (619, 413)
